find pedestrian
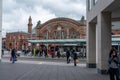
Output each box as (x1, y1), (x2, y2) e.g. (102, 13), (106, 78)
(108, 48), (120, 80)
(44, 48), (48, 58)
(2, 49), (4, 57)
(57, 50), (61, 58)
(11, 48), (16, 64)
(66, 48), (70, 64)
(118, 51), (120, 79)
(36, 49), (39, 56)
(51, 48), (54, 58)
(33, 48), (36, 57)
(72, 48), (78, 66)
(39, 49), (43, 57)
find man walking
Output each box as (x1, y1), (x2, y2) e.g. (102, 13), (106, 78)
(66, 48), (71, 64)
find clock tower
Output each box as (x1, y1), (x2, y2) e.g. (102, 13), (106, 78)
(28, 16), (33, 33)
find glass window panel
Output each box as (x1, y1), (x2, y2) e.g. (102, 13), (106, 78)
(88, 0), (92, 11)
(94, 0), (98, 5)
(95, 0), (98, 3)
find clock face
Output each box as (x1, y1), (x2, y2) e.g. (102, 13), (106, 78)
(57, 26), (61, 30)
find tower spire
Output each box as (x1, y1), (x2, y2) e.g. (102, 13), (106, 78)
(28, 16), (33, 33)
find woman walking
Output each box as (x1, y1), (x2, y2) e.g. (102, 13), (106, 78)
(11, 48), (16, 64)
(108, 49), (119, 80)
(72, 48), (78, 66)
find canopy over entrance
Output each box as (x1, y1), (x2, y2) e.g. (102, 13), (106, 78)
(28, 38), (120, 43)
(28, 39), (86, 43)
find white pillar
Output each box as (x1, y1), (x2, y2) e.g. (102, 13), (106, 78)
(96, 12), (111, 74)
(87, 23), (96, 68)
(0, 0), (2, 62)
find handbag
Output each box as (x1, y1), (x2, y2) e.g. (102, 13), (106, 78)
(10, 56), (12, 61)
(76, 59), (79, 63)
(69, 56), (72, 60)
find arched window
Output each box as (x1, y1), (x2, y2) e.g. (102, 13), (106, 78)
(54, 31), (57, 39)
(44, 30), (49, 39)
(61, 31), (66, 39)
(71, 31), (76, 38)
(9, 43), (12, 47)
(56, 26), (62, 39)
(70, 29), (77, 39)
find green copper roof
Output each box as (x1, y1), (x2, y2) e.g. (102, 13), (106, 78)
(28, 39), (86, 43)
(28, 38), (120, 43)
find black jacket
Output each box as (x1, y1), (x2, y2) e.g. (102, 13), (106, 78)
(74, 52), (78, 60)
(11, 49), (16, 57)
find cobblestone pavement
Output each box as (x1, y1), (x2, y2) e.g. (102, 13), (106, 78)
(0, 58), (109, 80)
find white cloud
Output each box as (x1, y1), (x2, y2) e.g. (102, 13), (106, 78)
(2, 0), (86, 37)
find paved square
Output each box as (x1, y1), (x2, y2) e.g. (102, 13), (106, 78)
(0, 59), (109, 80)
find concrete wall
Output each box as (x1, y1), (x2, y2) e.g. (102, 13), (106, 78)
(86, 0), (114, 74)
(0, 0), (2, 61)
(87, 0), (114, 22)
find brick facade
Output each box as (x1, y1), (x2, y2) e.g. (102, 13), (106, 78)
(6, 32), (30, 50)
(5, 16), (36, 50)
(36, 17), (86, 40)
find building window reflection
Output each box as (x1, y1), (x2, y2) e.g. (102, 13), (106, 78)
(94, 0), (98, 5)
(88, 0), (98, 11)
(88, 0), (92, 11)
(95, 0), (98, 3)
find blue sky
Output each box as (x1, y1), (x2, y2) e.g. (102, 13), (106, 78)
(2, 0), (86, 37)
